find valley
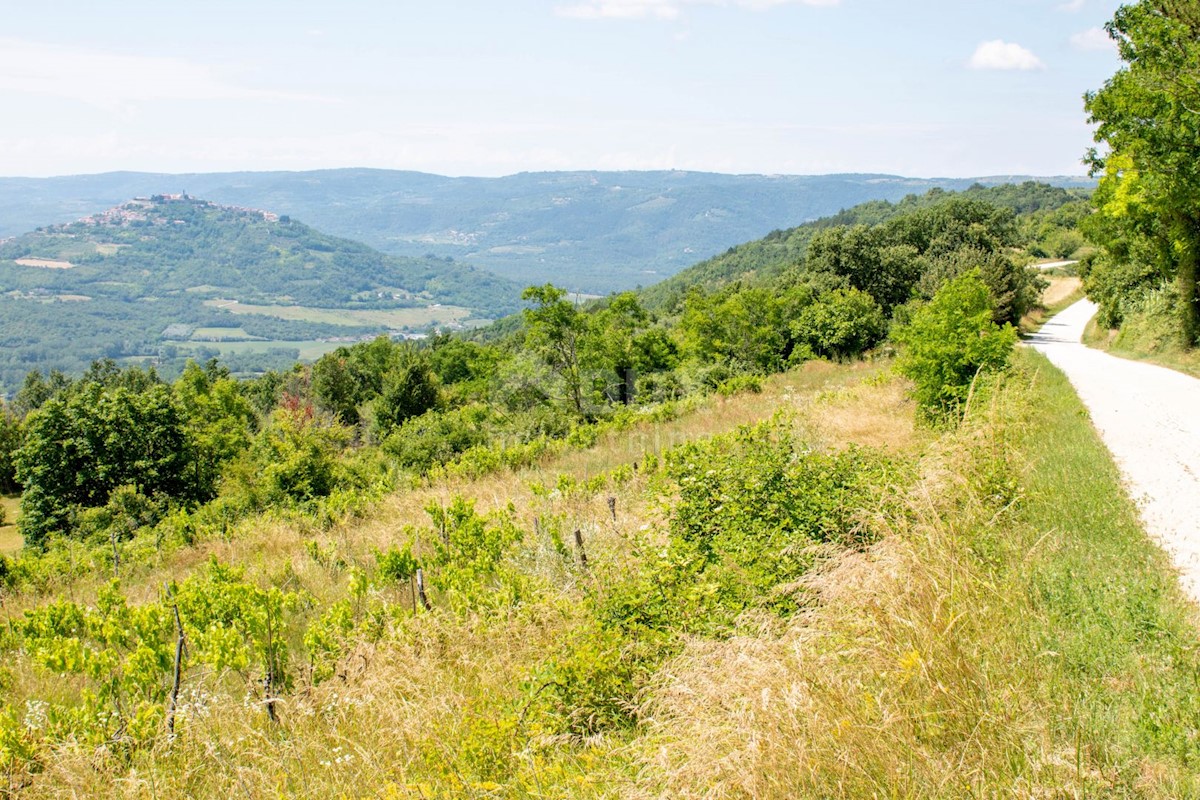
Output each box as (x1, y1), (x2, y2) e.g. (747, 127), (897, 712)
(0, 170), (1094, 294)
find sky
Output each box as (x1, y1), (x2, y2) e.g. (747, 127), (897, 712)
(0, 0), (1125, 179)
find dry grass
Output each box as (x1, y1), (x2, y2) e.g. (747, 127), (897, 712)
(13, 257), (74, 269)
(1022, 275), (1086, 332)
(0, 496), (20, 553)
(3, 361), (923, 798)
(627, 387), (1051, 798)
(622, 355), (1200, 798)
(15, 355), (1194, 798)
(1041, 275), (1083, 309)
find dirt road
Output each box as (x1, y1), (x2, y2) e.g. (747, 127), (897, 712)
(1028, 300), (1200, 603)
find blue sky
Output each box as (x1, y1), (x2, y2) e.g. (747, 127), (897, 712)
(0, 0), (1123, 178)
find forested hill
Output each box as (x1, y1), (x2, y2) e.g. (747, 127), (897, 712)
(0, 195), (519, 309)
(0, 196), (521, 393)
(0, 170), (1094, 294)
(638, 182), (1091, 310)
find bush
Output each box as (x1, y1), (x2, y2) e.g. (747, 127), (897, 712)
(895, 270), (1018, 422)
(793, 287), (887, 360)
(382, 404), (491, 474)
(664, 416), (894, 615)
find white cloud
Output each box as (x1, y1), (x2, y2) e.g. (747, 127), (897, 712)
(968, 40), (1046, 71)
(555, 0), (838, 21)
(1070, 27), (1115, 52)
(1058, 0), (1086, 11)
(0, 38), (321, 111)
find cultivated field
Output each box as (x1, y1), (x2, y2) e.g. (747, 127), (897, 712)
(188, 327), (259, 341)
(173, 339), (348, 360)
(203, 299), (480, 329)
(14, 257), (74, 269)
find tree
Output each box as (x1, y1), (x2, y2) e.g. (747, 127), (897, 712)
(0, 401), (20, 495)
(14, 382), (191, 547)
(1085, 1), (1200, 343)
(679, 286), (788, 373)
(370, 354), (441, 440)
(521, 285), (589, 417)
(794, 288), (887, 360)
(174, 361), (258, 501)
(918, 247), (1044, 327)
(806, 225), (923, 313)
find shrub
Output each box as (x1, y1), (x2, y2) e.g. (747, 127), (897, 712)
(895, 270), (1018, 422)
(793, 287), (887, 360)
(664, 416), (893, 615)
(382, 404), (491, 474)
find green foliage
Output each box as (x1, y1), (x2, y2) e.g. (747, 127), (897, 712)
(918, 248), (1045, 326)
(382, 404), (493, 474)
(895, 271), (1018, 421)
(370, 353), (441, 440)
(174, 360), (257, 501)
(530, 417), (899, 739)
(174, 558), (300, 695)
(424, 497), (526, 609)
(18, 580), (174, 748)
(807, 225), (924, 313)
(222, 401), (350, 510)
(376, 544), (419, 584)
(794, 287), (887, 360)
(664, 417), (892, 614)
(1085, 2), (1200, 343)
(0, 401), (20, 494)
(522, 284), (590, 417)
(14, 380), (191, 547)
(679, 285), (788, 372)
(715, 374), (763, 396)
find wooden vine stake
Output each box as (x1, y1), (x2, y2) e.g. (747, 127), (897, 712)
(606, 496), (617, 522)
(416, 568), (433, 611)
(573, 529), (589, 570)
(164, 583), (186, 737)
(264, 612), (279, 724)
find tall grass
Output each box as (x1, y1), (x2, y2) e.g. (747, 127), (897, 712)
(629, 350), (1200, 798)
(6, 353), (1199, 797)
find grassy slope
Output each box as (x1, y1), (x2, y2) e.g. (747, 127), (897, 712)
(6, 350), (1199, 797)
(0, 496), (19, 553)
(1083, 315), (1200, 380)
(1021, 274), (1085, 332)
(630, 351), (1200, 797)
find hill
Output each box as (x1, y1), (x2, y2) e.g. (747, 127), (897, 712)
(0, 169), (1095, 294)
(637, 181), (1091, 310)
(0, 195), (521, 393)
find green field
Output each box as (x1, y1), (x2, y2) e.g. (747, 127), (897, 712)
(203, 299), (479, 328)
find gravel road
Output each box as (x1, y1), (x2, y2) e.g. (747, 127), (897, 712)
(1028, 299), (1200, 603)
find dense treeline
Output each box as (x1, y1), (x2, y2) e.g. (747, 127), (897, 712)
(1082, 1), (1200, 345)
(639, 181), (1086, 310)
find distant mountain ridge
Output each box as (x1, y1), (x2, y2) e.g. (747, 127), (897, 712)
(0, 169), (1095, 294)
